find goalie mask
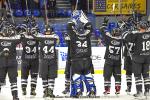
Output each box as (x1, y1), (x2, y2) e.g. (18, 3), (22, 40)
(71, 10), (89, 36)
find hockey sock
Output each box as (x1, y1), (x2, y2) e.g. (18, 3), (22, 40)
(11, 82), (18, 97)
(42, 78), (48, 91)
(115, 81), (121, 92)
(126, 75), (132, 90)
(48, 79), (55, 91)
(135, 77), (143, 92)
(144, 78), (150, 92)
(21, 79), (27, 90)
(104, 81), (111, 91)
(31, 78), (37, 91)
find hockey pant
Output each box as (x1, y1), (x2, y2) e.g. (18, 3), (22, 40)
(0, 66), (18, 97)
(103, 60), (121, 92)
(21, 60), (39, 91)
(132, 61), (150, 93)
(40, 60), (58, 92)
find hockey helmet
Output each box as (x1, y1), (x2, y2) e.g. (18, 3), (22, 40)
(44, 25), (53, 35)
(112, 28), (121, 37)
(137, 21), (147, 30)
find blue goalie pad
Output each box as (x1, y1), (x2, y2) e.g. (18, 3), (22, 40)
(83, 75), (96, 94)
(70, 75), (84, 97)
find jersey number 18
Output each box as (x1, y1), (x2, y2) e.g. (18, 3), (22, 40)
(142, 41), (150, 51)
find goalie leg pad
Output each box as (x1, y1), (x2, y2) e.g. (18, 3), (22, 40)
(84, 73), (96, 94)
(70, 74), (83, 97)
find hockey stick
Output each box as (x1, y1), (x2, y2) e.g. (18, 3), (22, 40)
(75, 0), (79, 10)
(4, 0), (19, 37)
(112, 2), (133, 60)
(66, 1), (80, 96)
(44, 0), (49, 26)
(25, 0), (30, 34)
(118, 0), (133, 60)
(7, 0), (15, 24)
(25, 0), (29, 17)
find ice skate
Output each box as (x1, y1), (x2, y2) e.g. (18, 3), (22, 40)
(43, 89), (55, 100)
(125, 86), (131, 95)
(30, 88), (36, 97)
(22, 88), (26, 96)
(72, 91), (82, 98)
(48, 89), (55, 98)
(144, 91), (150, 100)
(43, 88), (49, 98)
(62, 87), (70, 95)
(103, 87), (110, 95)
(87, 90), (96, 98)
(13, 96), (19, 100)
(103, 89), (110, 95)
(134, 91), (145, 100)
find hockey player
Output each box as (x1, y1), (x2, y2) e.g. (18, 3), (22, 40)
(67, 10), (96, 98)
(124, 37), (134, 94)
(0, 16), (20, 100)
(123, 21), (150, 98)
(122, 20), (135, 94)
(19, 16), (39, 97)
(62, 37), (95, 95)
(62, 34), (72, 95)
(100, 17), (122, 95)
(34, 25), (59, 98)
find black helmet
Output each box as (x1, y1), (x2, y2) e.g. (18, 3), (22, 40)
(137, 21), (147, 29)
(112, 28), (121, 37)
(44, 25), (53, 35)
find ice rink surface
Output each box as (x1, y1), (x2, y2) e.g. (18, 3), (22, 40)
(0, 74), (148, 100)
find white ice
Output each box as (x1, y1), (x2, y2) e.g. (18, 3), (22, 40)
(0, 74), (142, 100)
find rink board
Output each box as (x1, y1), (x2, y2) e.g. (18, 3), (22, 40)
(16, 47), (150, 75)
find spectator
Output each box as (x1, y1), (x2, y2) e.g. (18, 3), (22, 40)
(40, 0), (56, 18)
(0, 0), (8, 16)
(21, 0), (40, 10)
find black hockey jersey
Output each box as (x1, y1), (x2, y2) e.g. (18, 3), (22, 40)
(21, 35), (39, 60)
(123, 30), (134, 57)
(0, 35), (20, 59)
(100, 27), (122, 61)
(123, 42), (134, 57)
(67, 22), (92, 59)
(36, 33), (59, 60)
(125, 31), (150, 56)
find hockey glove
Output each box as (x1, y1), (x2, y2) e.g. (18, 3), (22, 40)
(79, 10), (89, 24)
(102, 17), (109, 26)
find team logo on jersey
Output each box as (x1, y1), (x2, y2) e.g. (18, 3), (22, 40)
(27, 40), (36, 45)
(111, 40), (120, 45)
(1, 41), (12, 47)
(142, 34), (150, 39)
(44, 40), (54, 45)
